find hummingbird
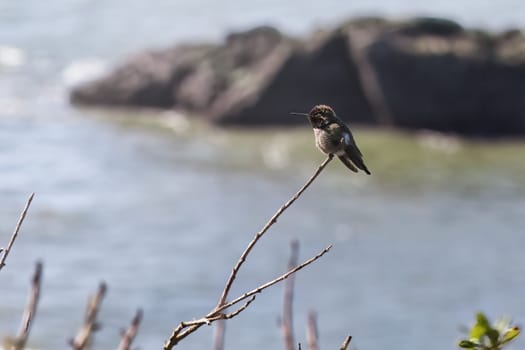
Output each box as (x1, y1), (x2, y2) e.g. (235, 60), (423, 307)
(292, 104), (371, 174)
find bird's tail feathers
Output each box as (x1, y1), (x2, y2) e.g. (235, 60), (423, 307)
(337, 155), (358, 173)
(345, 147), (371, 175)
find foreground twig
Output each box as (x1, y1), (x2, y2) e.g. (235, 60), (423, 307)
(6, 261), (43, 350)
(0, 193), (35, 271)
(164, 245), (332, 349)
(118, 309), (143, 350)
(164, 156), (334, 349)
(281, 240), (299, 350)
(306, 311), (318, 350)
(70, 282), (107, 350)
(217, 155), (333, 307)
(340, 335), (352, 350)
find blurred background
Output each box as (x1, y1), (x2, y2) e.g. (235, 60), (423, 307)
(1, 1), (525, 349)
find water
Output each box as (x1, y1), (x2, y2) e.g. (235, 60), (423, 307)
(1, 1), (525, 350)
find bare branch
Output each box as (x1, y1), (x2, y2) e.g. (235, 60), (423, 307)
(118, 309), (143, 350)
(217, 155), (333, 307)
(306, 311), (318, 350)
(216, 245), (331, 315)
(163, 156), (333, 349)
(213, 299), (258, 350)
(163, 245), (332, 349)
(70, 282), (107, 350)
(281, 240), (299, 350)
(340, 335), (352, 350)
(223, 296), (256, 319)
(8, 261), (43, 350)
(183, 296), (257, 328)
(0, 193), (35, 271)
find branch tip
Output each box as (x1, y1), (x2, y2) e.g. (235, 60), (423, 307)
(0, 193), (35, 271)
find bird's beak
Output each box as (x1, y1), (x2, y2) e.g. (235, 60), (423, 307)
(289, 112), (309, 117)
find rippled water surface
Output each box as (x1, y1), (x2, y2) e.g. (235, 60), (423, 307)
(1, 111), (525, 350)
(1, 1), (525, 349)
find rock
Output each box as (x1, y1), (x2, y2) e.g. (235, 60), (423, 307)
(70, 18), (525, 136)
(71, 25), (374, 127)
(358, 18), (525, 135)
(70, 44), (214, 107)
(209, 30), (374, 126)
(70, 26), (291, 112)
(178, 26), (296, 119)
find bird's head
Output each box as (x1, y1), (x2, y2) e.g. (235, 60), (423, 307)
(290, 104), (337, 129)
(307, 105), (336, 129)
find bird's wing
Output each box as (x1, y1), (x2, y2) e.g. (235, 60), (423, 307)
(342, 128), (363, 157)
(338, 155), (358, 172)
(340, 129), (370, 174)
(344, 144), (371, 175)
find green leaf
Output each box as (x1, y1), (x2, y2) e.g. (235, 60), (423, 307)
(476, 313), (491, 329)
(470, 325), (487, 342)
(470, 313), (490, 342)
(501, 326), (520, 344)
(458, 340), (478, 348)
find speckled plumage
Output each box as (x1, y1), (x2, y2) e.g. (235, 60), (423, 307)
(308, 105), (371, 174)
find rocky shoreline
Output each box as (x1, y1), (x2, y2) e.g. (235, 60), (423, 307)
(70, 17), (525, 136)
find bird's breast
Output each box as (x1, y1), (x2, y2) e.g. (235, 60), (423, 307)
(313, 129), (345, 155)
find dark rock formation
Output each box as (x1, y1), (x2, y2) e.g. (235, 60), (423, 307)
(70, 18), (525, 136)
(209, 30), (374, 125)
(353, 18), (525, 135)
(70, 44), (214, 107)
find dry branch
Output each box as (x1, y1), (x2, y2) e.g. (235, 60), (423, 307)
(340, 335), (352, 350)
(306, 311), (318, 350)
(216, 244), (331, 317)
(281, 240), (299, 350)
(118, 308), (143, 350)
(70, 282), (107, 350)
(217, 155), (333, 307)
(6, 261), (43, 350)
(164, 245), (331, 349)
(0, 193), (35, 271)
(163, 156), (334, 349)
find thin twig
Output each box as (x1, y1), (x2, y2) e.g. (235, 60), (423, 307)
(217, 155), (333, 307)
(182, 296), (258, 327)
(118, 309), (143, 350)
(70, 282), (107, 350)
(306, 311), (318, 350)
(215, 244), (331, 315)
(163, 245), (332, 349)
(281, 240), (299, 350)
(163, 156), (333, 349)
(212, 296), (256, 350)
(9, 261), (43, 350)
(340, 335), (352, 350)
(0, 193), (35, 271)
(222, 296), (256, 319)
